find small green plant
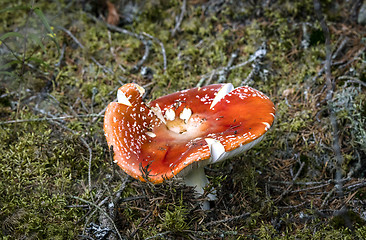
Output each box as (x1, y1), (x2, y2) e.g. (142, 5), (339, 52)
(160, 196), (189, 233)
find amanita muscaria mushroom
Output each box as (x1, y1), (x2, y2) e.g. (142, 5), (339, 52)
(104, 83), (275, 208)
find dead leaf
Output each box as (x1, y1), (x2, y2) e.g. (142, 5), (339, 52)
(106, 0), (119, 25)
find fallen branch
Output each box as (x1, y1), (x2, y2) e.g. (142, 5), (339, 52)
(314, 0), (344, 196)
(131, 39), (151, 72)
(171, 0), (186, 37)
(0, 113), (102, 125)
(87, 13), (166, 72)
(129, 212), (152, 238)
(73, 196), (126, 240)
(56, 26), (113, 74)
(216, 50), (239, 84)
(241, 42), (267, 86)
(267, 177), (351, 186)
(144, 231), (171, 240)
(205, 212), (251, 227)
(274, 161), (305, 203)
(142, 32), (167, 72)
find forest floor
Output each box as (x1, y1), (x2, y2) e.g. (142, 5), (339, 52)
(1, 0), (366, 239)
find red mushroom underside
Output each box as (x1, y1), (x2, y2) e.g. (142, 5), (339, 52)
(104, 83), (275, 183)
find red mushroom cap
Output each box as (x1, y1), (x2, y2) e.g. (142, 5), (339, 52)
(104, 83), (275, 183)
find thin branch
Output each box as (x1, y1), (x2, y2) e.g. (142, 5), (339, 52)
(132, 40), (151, 72)
(205, 212), (251, 227)
(314, 5), (351, 230)
(56, 26), (114, 74)
(142, 32), (167, 72)
(331, 37), (348, 60)
(290, 183), (332, 193)
(144, 231), (171, 240)
(241, 42), (267, 86)
(274, 161), (305, 203)
(340, 76), (366, 88)
(171, 0), (186, 37)
(313, 0), (344, 194)
(311, 36), (349, 83)
(337, 46), (366, 69)
(0, 113), (102, 125)
(216, 50), (238, 84)
(196, 43), (267, 87)
(73, 196), (125, 240)
(87, 13), (158, 72)
(320, 187), (336, 208)
(87, 13), (144, 41)
(130, 212), (152, 238)
(55, 43), (66, 67)
(345, 180), (366, 192)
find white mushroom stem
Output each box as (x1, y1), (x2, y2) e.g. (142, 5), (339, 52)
(182, 138), (226, 210)
(183, 167), (216, 210)
(183, 136), (268, 210)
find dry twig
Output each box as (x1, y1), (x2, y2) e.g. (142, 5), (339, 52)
(56, 26), (113, 74)
(87, 13), (168, 72)
(313, 0), (345, 195)
(274, 161), (305, 203)
(142, 32), (167, 72)
(171, 0), (186, 37)
(73, 196), (125, 240)
(205, 212), (251, 227)
(0, 114), (102, 125)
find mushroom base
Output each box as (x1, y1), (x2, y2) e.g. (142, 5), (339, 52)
(183, 167), (216, 210)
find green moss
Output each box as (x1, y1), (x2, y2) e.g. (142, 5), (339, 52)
(0, 113), (93, 238)
(251, 221), (366, 240)
(330, 211), (366, 229)
(161, 204), (189, 233)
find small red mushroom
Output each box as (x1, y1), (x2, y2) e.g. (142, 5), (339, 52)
(104, 83), (275, 208)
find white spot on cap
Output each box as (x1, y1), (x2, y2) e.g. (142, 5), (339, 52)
(145, 132), (156, 138)
(179, 108), (192, 123)
(134, 84), (145, 96)
(205, 138), (226, 164)
(210, 83), (234, 109)
(262, 122), (271, 131)
(151, 104), (166, 124)
(165, 108), (176, 121)
(117, 89), (132, 106)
